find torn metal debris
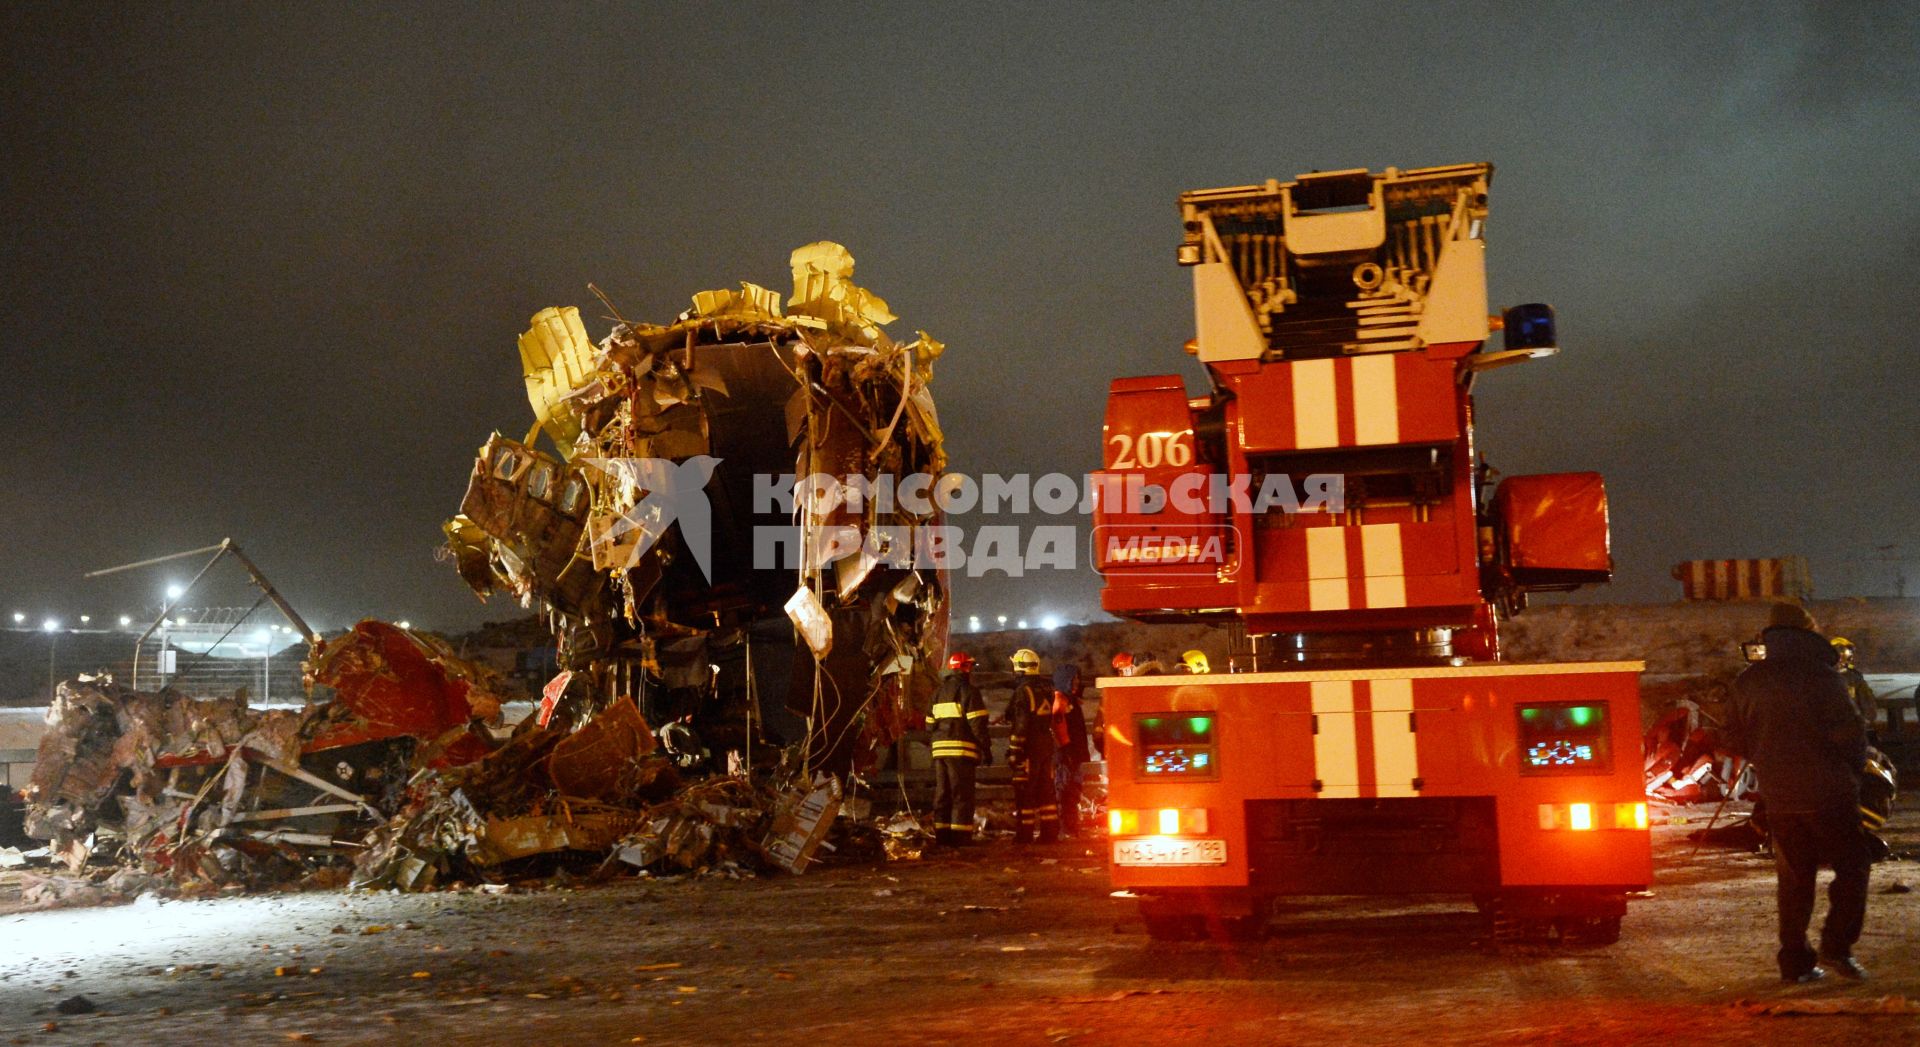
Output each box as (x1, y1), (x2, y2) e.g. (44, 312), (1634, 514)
(760, 774), (843, 874)
(21, 663), (867, 897)
(21, 624), (515, 887)
(1643, 699), (1750, 806)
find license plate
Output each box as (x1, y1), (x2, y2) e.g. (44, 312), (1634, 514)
(1112, 837), (1227, 867)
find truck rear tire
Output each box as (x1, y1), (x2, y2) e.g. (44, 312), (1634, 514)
(1141, 909), (1205, 941)
(1139, 895), (1267, 941)
(1485, 891), (1626, 946)
(1558, 915), (1622, 946)
(1204, 913), (1266, 941)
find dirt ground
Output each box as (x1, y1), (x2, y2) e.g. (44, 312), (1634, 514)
(4, 801), (1917, 1047)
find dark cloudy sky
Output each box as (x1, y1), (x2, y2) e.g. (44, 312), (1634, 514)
(3, 1), (1916, 634)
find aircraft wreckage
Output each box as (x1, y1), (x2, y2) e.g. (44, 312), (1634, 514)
(17, 244), (950, 896)
(444, 240), (950, 773)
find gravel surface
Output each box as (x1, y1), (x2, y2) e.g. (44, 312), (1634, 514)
(3, 800), (1916, 1046)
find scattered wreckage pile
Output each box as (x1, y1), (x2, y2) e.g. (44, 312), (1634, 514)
(18, 245), (962, 904)
(1643, 699), (1751, 807)
(443, 241), (951, 775)
(19, 621), (850, 905)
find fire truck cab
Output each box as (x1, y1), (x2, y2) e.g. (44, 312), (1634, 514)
(1094, 163), (1651, 942)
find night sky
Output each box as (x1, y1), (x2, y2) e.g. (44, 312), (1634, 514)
(4, 2), (1917, 634)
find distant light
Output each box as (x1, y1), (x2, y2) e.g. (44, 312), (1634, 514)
(1016, 619), (1029, 629)
(251, 629), (273, 644)
(397, 620), (412, 630)
(79, 615), (91, 624)
(11, 612), (23, 624)
(967, 615), (982, 633)
(1039, 615), (1062, 630)
(996, 615), (1008, 626)
(165, 583), (185, 600)
(118, 616), (132, 627)
(41, 618), (59, 633)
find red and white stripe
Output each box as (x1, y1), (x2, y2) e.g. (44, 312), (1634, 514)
(1305, 522), (1410, 611)
(1232, 352), (1457, 453)
(1308, 678), (1420, 798)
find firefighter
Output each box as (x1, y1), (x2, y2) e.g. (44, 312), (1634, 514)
(1830, 637), (1879, 737)
(1052, 664), (1091, 838)
(1005, 648), (1060, 844)
(1727, 602), (1872, 983)
(658, 714), (710, 772)
(1180, 649), (1210, 675)
(926, 652), (991, 846)
(1110, 651), (1136, 677)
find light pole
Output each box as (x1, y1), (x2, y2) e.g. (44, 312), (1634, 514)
(253, 628), (274, 704)
(42, 618), (60, 701)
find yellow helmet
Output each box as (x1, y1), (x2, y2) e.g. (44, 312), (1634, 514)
(1830, 636), (1854, 649)
(1181, 649), (1210, 674)
(1010, 648), (1041, 673)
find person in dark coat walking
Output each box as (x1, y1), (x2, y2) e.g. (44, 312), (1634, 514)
(1727, 602), (1872, 983)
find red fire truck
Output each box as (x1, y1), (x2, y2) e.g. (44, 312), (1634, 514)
(1094, 163), (1651, 942)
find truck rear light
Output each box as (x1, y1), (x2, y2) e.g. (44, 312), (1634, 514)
(1163, 808), (1209, 833)
(1109, 808), (1208, 836)
(1538, 802), (1643, 831)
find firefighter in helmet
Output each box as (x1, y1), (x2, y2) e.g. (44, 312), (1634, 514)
(1180, 649), (1211, 675)
(926, 651), (991, 846)
(1005, 648), (1060, 843)
(1830, 637), (1878, 738)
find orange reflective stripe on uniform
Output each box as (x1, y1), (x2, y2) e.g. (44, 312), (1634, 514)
(966, 709), (989, 719)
